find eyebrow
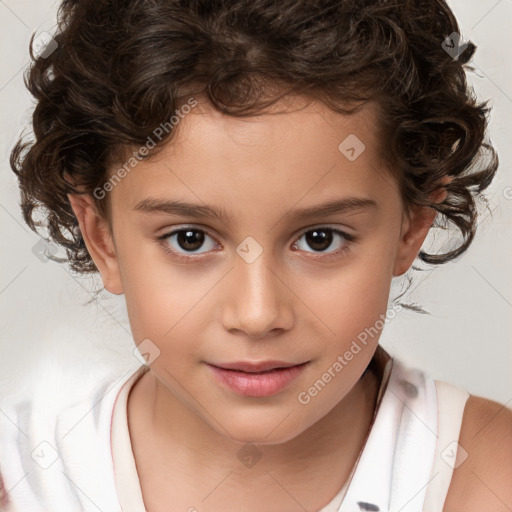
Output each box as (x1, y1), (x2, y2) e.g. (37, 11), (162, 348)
(133, 196), (377, 224)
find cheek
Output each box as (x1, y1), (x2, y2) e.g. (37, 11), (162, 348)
(123, 273), (201, 344)
(302, 246), (395, 347)
(117, 240), (216, 361)
(293, 254), (395, 419)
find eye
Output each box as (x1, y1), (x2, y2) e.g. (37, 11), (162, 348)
(157, 227), (219, 262)
(291, 227), (356, 258)
(156, 225), (357, 263)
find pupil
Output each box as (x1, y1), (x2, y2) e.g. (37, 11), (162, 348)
(307, 229), (332, 251)
(178, 230), (204, 251)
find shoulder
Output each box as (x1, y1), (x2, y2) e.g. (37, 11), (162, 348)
(443, 394), (512, 512)
(0, 370), (135, 509)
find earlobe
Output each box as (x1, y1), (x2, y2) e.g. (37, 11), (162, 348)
(67, 193), (124, 294)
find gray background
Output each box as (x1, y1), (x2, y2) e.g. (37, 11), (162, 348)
(1, 0), (511, 408)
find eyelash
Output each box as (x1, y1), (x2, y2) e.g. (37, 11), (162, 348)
(155, 226), (358, 263)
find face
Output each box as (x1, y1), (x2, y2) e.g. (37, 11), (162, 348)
(70, 95), (436, 445)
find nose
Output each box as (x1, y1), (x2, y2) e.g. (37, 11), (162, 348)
(221, 250), (294, 340)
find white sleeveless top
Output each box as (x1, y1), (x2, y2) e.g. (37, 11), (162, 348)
(0, 347), (469, 511)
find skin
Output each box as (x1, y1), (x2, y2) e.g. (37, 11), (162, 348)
(443, 396), (512, 512)
(68, 95), (512, 511)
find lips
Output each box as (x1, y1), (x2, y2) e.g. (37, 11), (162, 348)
(207, 360), (309, 397)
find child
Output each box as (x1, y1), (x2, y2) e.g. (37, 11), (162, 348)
(1, 0), (511, 511)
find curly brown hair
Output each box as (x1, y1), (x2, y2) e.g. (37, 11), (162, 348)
(11, 0), (498, 280)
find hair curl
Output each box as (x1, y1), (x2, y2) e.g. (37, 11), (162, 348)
(11, 0), (499, 282)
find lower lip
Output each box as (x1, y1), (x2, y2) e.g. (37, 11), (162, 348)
(208, 363), (308, 397)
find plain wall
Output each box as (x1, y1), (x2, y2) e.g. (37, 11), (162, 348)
(1, 0), (511, 407)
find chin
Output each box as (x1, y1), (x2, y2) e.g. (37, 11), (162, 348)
(212, 411), (311, 447)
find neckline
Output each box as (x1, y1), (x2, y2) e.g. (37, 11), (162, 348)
(320, 345), (394, 509)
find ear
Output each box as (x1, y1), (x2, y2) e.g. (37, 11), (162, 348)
(67, 193), (124, 294)
(393, 179), (450, 277)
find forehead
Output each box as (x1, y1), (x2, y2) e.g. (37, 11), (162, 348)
(108, 96), (396, 217)
(168, 95), (383, 163)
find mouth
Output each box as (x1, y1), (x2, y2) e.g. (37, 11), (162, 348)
(206, 361), (310, 397)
